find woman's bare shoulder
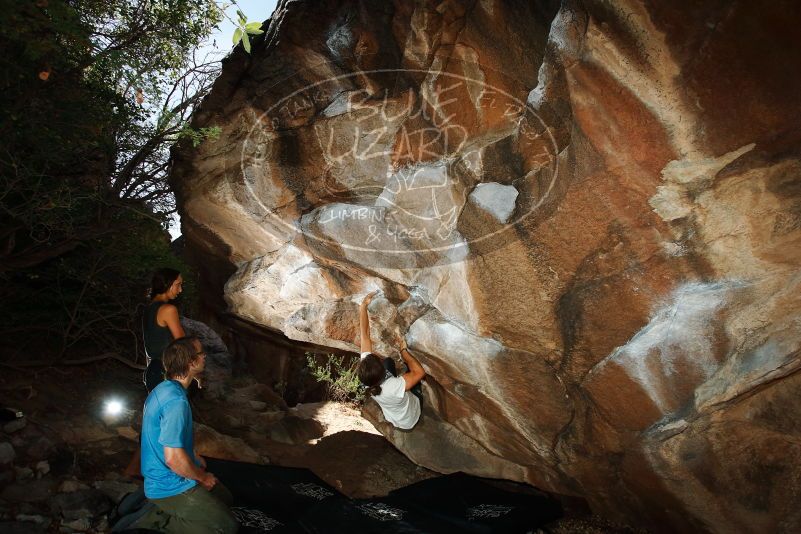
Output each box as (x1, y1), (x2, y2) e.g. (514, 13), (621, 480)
(156, 302), (179, 322)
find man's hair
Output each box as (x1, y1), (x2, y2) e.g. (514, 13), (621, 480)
(357, 354), (385, 396)
(163, 336), (201, 379)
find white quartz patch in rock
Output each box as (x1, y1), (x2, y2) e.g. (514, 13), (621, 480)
(593, 280), (744, 412)
(407, 310), (503, 384)
(468, 183), (518, 223)
(322, 92), (352, 117)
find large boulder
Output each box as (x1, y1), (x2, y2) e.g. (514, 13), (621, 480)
(180, 316), (233, 399)
(171, 0), (801, 531)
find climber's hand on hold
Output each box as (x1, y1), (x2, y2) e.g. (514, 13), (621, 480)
(361, 290), (380, 308)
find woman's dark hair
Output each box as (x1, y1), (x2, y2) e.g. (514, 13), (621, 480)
(357, 354), (386, 396)
(149, 268), (180, 299)
(163, 336), (201, 379)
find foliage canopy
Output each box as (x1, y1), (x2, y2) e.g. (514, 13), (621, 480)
(0, 0), (225, 361)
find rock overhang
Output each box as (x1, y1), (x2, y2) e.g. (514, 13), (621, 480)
(170, 1), (801, 531)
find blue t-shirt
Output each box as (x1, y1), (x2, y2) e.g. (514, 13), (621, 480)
(141, 380), (198, 499)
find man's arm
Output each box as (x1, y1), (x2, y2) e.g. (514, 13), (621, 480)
(399, 338), (425, 391)
(164, 447), (216, 489)
(194, 449), (207, 469)
(359, 291), (379, 354)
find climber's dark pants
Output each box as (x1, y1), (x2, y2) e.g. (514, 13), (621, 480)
(383, 357), (423, 405)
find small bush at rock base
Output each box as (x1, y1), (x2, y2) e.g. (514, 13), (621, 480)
(305, 352), (365, 405)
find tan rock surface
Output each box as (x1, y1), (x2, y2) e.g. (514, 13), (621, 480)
(171, 0), (801, 531)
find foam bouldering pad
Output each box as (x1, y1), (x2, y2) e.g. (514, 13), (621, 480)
(208, 458), (562, 533)
(114, 458), (562, 533)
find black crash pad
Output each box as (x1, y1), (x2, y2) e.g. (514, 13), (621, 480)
(117, 458), (562, 533)
(209, 458), (562, 533)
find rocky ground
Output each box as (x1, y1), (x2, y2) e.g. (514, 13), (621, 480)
(0, 359), (643, 533)
(0, 362), (146, 533)
(0, 359), (434, 533)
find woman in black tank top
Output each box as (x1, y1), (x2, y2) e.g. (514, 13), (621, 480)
(126, 268), (187, 479)
(142, 268), (185, 392)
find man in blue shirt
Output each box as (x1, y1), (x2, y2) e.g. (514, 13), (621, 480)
(141, 336), (237, 533)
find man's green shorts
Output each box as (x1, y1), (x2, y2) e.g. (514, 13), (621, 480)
(136, 482), (238, 534)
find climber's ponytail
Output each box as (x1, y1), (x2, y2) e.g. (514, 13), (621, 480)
(357, 353), (386, 396)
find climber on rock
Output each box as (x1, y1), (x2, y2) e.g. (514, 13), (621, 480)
(356, 291), (425, 430)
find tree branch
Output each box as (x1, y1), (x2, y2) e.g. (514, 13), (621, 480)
(9, 352), (146, 370)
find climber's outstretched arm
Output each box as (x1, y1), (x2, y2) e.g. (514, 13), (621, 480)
(359, 291), (379, 354)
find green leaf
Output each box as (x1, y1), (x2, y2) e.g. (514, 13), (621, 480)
(245, 21), (263, 32)
(242, 32), (251, 53)
(232, 27), (243, 45)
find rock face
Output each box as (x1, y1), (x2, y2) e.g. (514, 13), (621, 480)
(180, 316), (233, 399)
(171, 0), (801, 531)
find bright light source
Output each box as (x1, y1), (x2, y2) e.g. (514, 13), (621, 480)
(104, 399), (124, 416)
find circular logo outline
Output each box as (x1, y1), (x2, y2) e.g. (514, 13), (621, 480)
(240, 66), (560, 255)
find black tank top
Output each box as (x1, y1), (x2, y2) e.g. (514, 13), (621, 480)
(143, 302), (174, 361)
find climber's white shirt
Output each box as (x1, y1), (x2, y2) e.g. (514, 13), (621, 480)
(361, 352), (421, 429)
(374, 375), (421, 430)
